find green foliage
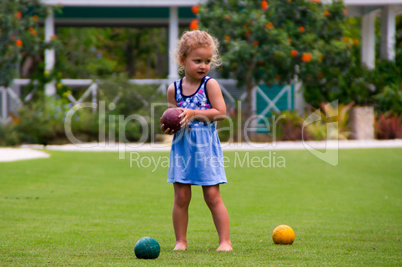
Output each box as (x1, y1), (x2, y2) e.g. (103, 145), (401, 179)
(369, 60), (402, 115)
(0, 122), (19, 146)
(56, 28), (121, 78)
(56, 27), (168, 79)
(0, 0), (58, 86)
(198, 1), (400, 115)
(305, 101), (354, 140)
(98, 74), (167, 142)
(99, 74), (165, 117)
(198, 0), (351, 113)
(274, 101), (353, 141)
(305, 58), (402, 111)
(216, 115), (236, 142)
(1, 97), (71, 145)
(68, 107), (99, 143)
(374, 83), (402, 115)
(274, 110), (310, 141)
(304, 15), (402, 109)
(0, 75), (168, 145)
(367, 59), (401, 89)
(303, 42), (365, 106)
(396, 16), (402, 68)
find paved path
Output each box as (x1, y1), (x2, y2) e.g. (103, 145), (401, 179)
(1, 139), (401, 162)
(0, 148), (50, 162)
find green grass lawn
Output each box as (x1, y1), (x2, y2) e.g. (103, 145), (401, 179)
(0, 148), (401, 266)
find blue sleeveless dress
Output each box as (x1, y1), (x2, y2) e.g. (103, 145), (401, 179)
(167, 76), (227, 186)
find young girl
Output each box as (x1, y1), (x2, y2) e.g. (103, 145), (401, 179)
(161, 30), (232, 251)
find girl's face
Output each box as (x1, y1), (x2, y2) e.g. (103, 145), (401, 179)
(181, 47), (213, 82)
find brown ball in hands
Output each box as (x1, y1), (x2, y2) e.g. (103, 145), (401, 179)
(161, 108), (183, 133)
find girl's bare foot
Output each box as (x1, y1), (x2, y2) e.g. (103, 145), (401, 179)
(173, 241), (187, 251)
(216, 242), (233, 251)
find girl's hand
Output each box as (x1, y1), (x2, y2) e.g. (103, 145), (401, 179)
(160, 118), (179, 135)
(179, 108), (195, 126)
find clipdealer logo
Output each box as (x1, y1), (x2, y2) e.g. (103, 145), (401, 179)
(302, 100), (339, 166)
(63, 100), (340, 166)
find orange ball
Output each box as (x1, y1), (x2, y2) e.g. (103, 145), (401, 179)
(272, 225), (295, 245)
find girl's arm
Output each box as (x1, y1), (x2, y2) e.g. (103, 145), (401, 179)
(180, 79), (227, 125)
(166, 83), (177, 108)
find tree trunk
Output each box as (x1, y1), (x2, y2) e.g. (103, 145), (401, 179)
(125, 39), (135, 77)
(126, 30), (142, 77)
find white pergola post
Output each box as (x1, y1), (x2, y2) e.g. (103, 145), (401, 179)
(45, 9), (56, 96)
(168, 6), (179, 81)
(361, 11), (376, 69)
(380, 5), (396, 61)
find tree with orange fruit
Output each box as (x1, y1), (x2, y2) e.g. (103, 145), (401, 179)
(0, 0), (58, 87)
(196, 0), (353, 114)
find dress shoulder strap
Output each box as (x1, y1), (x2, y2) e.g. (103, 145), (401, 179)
(174, 78), (183, 102)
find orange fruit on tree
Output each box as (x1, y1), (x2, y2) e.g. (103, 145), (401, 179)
(272, 225), (295, 245)
(189, 19), (199, 30)
(265, 22), (273, 29)
(191, 5), (199, 15)
(261, 0), (268, 10)
(299, 26), (305, 33)
(301, 52), (312, 62)
(324, 10), (329, 17)
(290, 50), (298, 57)
(29, 28), (37, 36)
(15, 40), (23, 47)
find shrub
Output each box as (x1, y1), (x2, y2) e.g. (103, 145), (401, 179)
(374, 83), (402, 115)
(274, 101), (353, 141)
(375, 112), (402, 139)
(0, 75), (168, 146)
(0, 122), (19, 146)
(0, 97), (70, 145)
(305, 101), (353, 140)
(97, 74), (166, 142)
(274, 110), (311, 141)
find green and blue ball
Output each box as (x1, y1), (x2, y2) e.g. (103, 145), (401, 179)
(134, 237), (160, 259)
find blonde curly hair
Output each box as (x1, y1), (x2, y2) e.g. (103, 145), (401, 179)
(176, 30), (221, 74)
